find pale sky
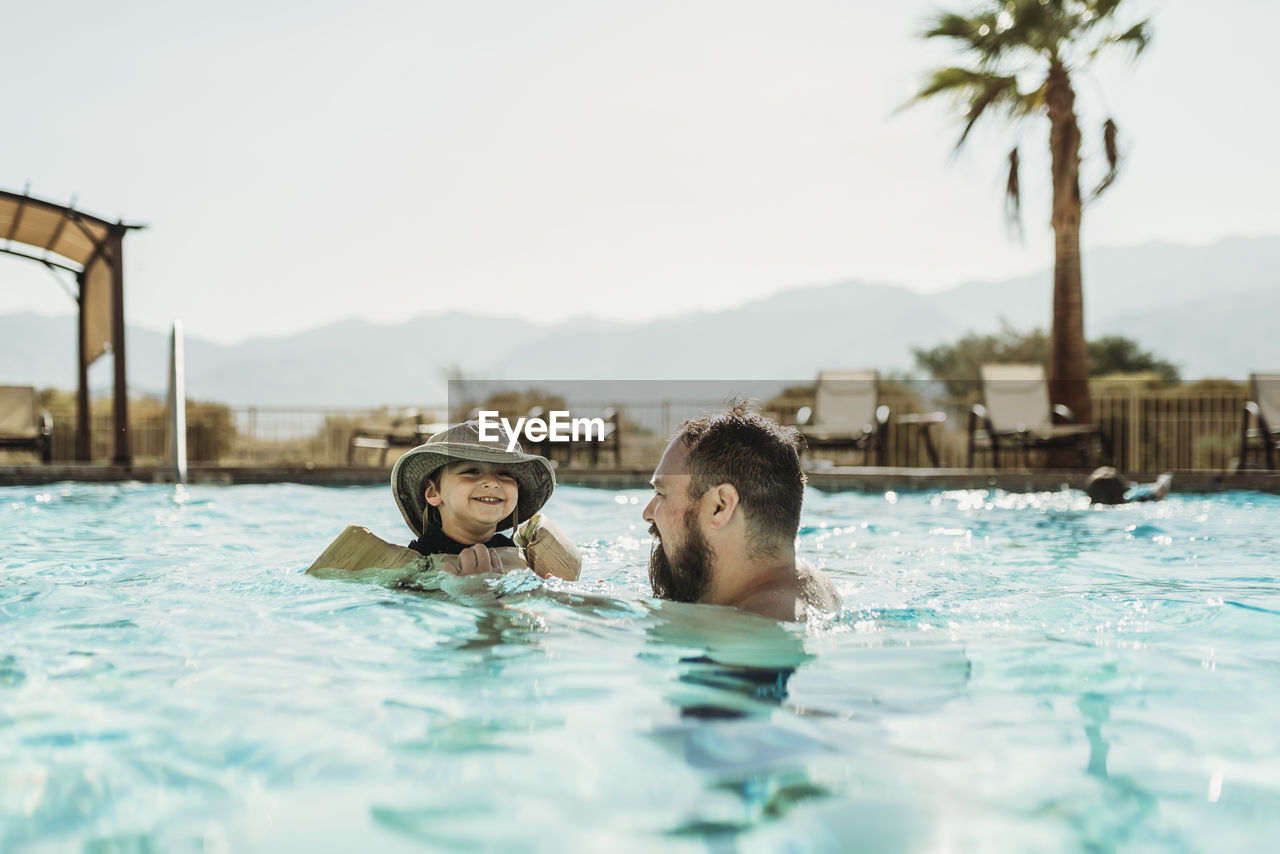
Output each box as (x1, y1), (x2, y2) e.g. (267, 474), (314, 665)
(1, 0), (1275, 345)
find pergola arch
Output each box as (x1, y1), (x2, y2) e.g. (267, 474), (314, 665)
(1, 188), (144, 465)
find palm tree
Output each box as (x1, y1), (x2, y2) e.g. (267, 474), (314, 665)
(911, 0), (1150, 423)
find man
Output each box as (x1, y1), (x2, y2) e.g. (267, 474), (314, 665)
(643, 402), (841, 621)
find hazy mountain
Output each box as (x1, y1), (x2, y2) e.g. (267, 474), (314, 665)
(2, 235), (1276, 406)
(932, 235), (1280, 330)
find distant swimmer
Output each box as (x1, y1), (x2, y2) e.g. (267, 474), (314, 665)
(1085, 466), (1173, 505)
(643, 402), (841, 622)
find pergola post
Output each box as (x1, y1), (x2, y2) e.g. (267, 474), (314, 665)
(76, 271), (91, 461)
(109, 226), (130, 467)
(0, 189), (143, 467)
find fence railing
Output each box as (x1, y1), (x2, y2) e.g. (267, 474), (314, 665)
(3, 387), (1260, 473)
(215, 390), (1259, 473)
(228, 407), (392, 464)
(1096, 389), (1246, 472)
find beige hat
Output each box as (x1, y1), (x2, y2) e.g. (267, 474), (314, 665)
(391, 420), (556, 536)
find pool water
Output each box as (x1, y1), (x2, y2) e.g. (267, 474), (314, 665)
(3, 482), (1278, 852)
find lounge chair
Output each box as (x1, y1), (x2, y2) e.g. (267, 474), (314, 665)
(968, 364), (1107, 469)
(0, 385), (53, 463)
(1237, 373), (1280, 470)
(347, 409), (446, 466)
(523, 405), (621, 467)
(798, 371), (889, 466)
(564, 406), (621, 467)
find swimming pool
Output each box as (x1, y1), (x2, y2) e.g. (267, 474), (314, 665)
(3, 482), (1278, 852)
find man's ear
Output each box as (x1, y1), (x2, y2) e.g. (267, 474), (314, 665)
(706, 483), (740, 530)
(424, 481), (443, 508)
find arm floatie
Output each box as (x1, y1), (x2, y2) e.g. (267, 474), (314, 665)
(306, 519), (579, 587)
(305, 525), (428, 584)
(514, 513), (582, 581)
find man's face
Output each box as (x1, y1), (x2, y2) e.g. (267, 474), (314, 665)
(643, 440), (713, 602)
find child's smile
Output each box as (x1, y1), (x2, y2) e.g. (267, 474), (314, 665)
(469, 492), (510, 514)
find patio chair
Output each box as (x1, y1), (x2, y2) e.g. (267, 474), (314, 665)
(347, 408), (446, 466)
(968, 364), (1106, 469)
(523, 406), (621, 467)
(0, 385), (53, 463)
(1237, 373), (1280, 470)
(564, 406), (621, 468)
(798, 371), (889, 466)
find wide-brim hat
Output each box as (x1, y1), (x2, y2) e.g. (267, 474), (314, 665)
(391, 420), (556, 537)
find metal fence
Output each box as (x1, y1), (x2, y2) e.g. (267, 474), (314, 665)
(228, 406), (390, 464)
(1096, 389), (1246, 472)
(3, 388), (1258, 473)
(217, 390), (1251, 473)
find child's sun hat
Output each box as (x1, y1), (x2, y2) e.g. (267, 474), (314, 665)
(391, 420), (556, 536)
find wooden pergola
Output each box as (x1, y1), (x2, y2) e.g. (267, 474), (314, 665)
(0, 188), (144, 465)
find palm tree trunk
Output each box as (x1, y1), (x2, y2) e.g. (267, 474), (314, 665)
(1044, 61), (1092, 425)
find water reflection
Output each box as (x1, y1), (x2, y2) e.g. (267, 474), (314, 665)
(642, 599), (811, 719)
(637, 601), (844, 841)
(1070, 691), (1159, 853)
(673, 657), (796, 721)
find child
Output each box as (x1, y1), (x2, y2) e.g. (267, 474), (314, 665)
(391, 420), (580, 580)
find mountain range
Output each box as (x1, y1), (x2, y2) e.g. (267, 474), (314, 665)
(1, 235), (1276, 407)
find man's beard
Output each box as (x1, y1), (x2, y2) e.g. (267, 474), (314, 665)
(648, 507), (713, 603)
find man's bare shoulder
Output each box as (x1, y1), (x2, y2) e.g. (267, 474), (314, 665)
(797, 560), (841, 613)
(734, 562), (842, 622)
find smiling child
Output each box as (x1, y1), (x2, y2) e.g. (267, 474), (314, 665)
(391, 420), (577, 578)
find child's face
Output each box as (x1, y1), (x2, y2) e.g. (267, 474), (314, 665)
(424, 461), (519, 537)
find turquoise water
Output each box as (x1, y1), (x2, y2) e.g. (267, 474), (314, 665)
(3, 482), (1279, 852)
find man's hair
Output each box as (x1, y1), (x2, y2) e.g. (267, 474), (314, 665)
(1085, 466), (1128, 505)
(674, 400), (805, 553)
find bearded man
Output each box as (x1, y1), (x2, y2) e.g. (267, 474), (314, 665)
(643, 403), (840, 621)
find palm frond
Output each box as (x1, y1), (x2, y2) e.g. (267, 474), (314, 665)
(1097, 20), (1152, 58)
(922, 10), (1006, 61)
(922, 12), (982, 40)
(1015, 84), (1046, 116)
(909, 68), (1026, 148)
(958, 75), (1023, 145)
(913, 66), (991, 101)
(1005, 147), (1024, 238)
(1000, 0), (1059, 53)
(1085, 0), (1125, 24)
(1089, 118), (1120, 199)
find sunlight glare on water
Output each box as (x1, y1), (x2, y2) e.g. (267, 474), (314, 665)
(2, 482), (1279, 851)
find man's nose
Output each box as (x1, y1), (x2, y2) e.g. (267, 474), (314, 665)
(641, 496), (656, 524)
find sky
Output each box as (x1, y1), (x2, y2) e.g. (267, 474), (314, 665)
(1, 0), (1276, 346)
